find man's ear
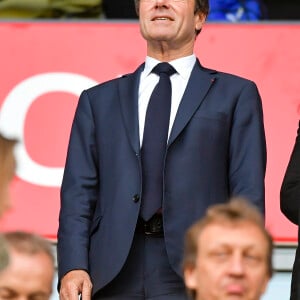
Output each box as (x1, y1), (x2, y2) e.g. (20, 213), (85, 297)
(195, 12), (206, 32)
(183, 264), (197, 291)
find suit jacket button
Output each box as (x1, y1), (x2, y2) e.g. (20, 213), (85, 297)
(132, 194), (140, 203)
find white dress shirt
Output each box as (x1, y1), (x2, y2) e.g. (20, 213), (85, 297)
(138, 55), (196, 145)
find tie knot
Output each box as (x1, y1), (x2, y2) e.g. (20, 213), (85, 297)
(152, 62), (176, 77)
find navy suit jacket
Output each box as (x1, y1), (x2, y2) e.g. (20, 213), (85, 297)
(57, 59), (266, 295)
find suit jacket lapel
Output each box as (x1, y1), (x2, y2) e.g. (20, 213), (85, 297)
(118, 64), (144, 154)
(168, 59), (217, 146)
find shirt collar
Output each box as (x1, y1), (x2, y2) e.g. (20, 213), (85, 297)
(143, 54), (196, 79)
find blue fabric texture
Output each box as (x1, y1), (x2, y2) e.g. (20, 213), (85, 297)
(207, 0), (265, 21)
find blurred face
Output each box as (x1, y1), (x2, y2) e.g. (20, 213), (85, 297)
(184, 221), (270, 300)
(0, 182), (11, 218)
(0, 249), (54, 300)
(0, 151), (15, 218)
(138, 0), (205, 57)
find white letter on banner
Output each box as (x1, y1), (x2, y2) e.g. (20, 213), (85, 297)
(0, 72), (98, 187)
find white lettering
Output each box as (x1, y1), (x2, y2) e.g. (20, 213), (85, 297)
(0, 72), (98, 187)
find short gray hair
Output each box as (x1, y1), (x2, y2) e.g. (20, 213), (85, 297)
(2, 231), (55, 265)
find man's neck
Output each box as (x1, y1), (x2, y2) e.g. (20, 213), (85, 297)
(146, 40), (194, 62)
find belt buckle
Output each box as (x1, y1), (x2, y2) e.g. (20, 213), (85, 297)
(144, 214), (163, 236)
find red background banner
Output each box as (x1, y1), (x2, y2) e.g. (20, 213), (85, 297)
(0, 22), (299, 243)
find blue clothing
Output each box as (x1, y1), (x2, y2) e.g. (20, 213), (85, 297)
(208, 0), (266, 21)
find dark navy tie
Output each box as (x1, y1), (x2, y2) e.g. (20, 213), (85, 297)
(140, 62), (177, 221)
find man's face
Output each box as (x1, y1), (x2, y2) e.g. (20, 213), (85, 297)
(138, 0), (205, 52)
(0, 249), (54, 300)
(184, 221), (270, 300)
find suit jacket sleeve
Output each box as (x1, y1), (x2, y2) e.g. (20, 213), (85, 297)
(57, 89), (98, 281)
(228, 80), (266, 214)
(280, 120), (300, 225)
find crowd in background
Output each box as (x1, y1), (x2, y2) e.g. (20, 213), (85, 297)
(0, 0), (299, 20)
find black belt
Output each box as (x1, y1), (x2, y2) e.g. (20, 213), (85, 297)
(136, 214), (164, 237)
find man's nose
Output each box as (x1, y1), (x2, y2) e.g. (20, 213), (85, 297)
(229, 254), (245, 276)
(154, 0), (171, 6)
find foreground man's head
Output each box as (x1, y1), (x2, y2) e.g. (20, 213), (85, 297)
(183, 198), (273, 300)
(0, 231), (55, 300)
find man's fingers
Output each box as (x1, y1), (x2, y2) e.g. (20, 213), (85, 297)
(59, 270), (92, 300)
(60, 281), (81, 300)
(81, 280), (93, 300)
(59, 284), (81, 300)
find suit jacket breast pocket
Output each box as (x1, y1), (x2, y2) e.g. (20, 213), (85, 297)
(189, 111), (230, 144)
(193, 111), (228, 123)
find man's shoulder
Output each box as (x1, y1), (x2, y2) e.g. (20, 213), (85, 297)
(85, 64), (144, 94)
(218, 71), (254, 84)
(88, 76), (123, 90)
(202, 66), (254, 85)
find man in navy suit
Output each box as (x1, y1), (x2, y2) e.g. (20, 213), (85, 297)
(57, 0), (266, 299)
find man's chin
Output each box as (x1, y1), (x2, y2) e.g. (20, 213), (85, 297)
(146, 31), (174, 42)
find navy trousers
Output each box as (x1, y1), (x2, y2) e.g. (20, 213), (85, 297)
(93, 230), (188, 300)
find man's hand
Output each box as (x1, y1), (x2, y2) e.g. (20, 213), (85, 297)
(59, 270), (92, 300)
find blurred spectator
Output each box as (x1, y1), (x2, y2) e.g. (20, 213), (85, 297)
(183, 198), (273, 300)
(264, 0), (300, 20)
(207, 0), (267, 22)
(280, 120), (300, 299)
(0, 0), (102, 19)
(0, 134), (17, 271)
(102, 0), (137, 19)
(0, 133), (17, 218)
(0, 231), (55, 300)
(0, 237), (9, 271)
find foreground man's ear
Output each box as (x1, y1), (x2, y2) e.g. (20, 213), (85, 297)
(183, 264), (198, 291)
